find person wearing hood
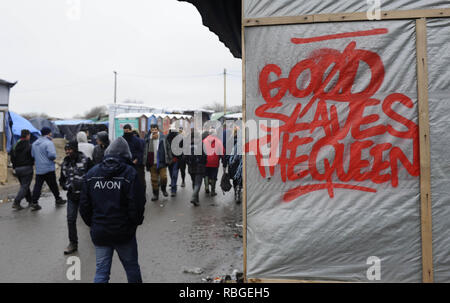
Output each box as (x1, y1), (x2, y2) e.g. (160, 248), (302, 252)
(59, 140), (91, 255)
(30, 127), (66, 211)
(122, 125), (146, 192)
(77, 131), (95, 160)
(80, 137), (146, 283)
(92, 131), (110, 165)
(10, 129), (34, 210)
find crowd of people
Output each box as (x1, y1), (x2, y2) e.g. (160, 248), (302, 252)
(8, 122), (242, 283)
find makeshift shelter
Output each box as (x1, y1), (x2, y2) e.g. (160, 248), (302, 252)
(29, 117), (60, 138)
(6, 111), (41, 150)
(55, 119), (108, 142)
(241, 1), (450, 283)
(184, 0), (450, 283)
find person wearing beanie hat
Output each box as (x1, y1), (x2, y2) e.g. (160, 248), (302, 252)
(59, 140), (91, 254)
(80, 137), (146, 283)
(30, 126), (66, 211)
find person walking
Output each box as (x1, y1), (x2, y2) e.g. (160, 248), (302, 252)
(122, 125), (146, 192)
(166, 124), (181, 197)
(178, 127), (187, 188)
(80, 137), (146, 283)
(77, 131), (95, 160)
(30, 127), (66, 211)
(59, 140), (91, 255)
(224, 127), (243, 203)
(186, 131), (207, 206)
(203, 131), (225, 197)
(143, 124), (172, 201)
(92, 131), (110, 165)
(10, 129), (34, 210)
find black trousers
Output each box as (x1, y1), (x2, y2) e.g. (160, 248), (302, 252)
(178, 159), (186, 182)
(14, 165), (33, 203)
(31, 171), (61, 204)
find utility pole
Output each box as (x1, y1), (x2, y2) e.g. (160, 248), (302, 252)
(224, 68), (227, 116)
(113, 71), (117, 104)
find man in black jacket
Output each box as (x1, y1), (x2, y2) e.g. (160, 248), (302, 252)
(59, 140), (91, 255)
(80, 137), (146, 283)
(122, 125), (145, 192)
(11, 129), (34, 210)
(92, 131), (110, 165)
(186, 131), (207, 206)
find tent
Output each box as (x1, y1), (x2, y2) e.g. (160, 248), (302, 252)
(6, 111), (41, 152)
(54, 120), (108, 142)
(29, 117), (60, 138)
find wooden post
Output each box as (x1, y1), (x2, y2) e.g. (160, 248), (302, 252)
(241, 0), (248, 283)
(416, 17), (434, 283)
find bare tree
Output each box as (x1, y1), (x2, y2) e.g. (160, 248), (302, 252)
(21, 112), (51, 120)
(82, 106), (107, 119)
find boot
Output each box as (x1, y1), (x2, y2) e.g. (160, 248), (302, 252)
(12, 201), (24, 210)
(161, 186), (169, 197)
(55, 198), (67, 206)
(151, 190), (159, 201)
(30, 203), (42, 211)
(204, 177), (210, 194)
(210, 180), (217, 197)
(64, 242), (78, 255)
(190, 194), (199, 206)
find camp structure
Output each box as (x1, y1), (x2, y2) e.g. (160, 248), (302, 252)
(114, 113), (192, 138)
(54, 119), (108, 142)
(6, 112), (41, 147)
(108, 103), (164, 140)
(183, 0), (450, 283)
(0, 79), (17, 183)
(29, 117), (60, 138)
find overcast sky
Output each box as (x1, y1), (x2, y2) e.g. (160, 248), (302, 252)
(0, 0), (242, 118)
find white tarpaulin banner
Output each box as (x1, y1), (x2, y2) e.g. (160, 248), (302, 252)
(245, 20), (425, 282)
(244, 0), (450, 18)
(427, 18), (450, 283)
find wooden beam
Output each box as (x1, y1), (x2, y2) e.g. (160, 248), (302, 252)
(241, 0), (248, 284)
(244, 8), (450, 27)
(416, 18), (434, 283)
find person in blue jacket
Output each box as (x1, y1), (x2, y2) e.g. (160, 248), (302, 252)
(80, 137), (146, 283)
(30, 127), (66, 211)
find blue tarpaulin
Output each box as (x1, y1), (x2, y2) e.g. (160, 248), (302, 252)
(6, 111), (41, 152)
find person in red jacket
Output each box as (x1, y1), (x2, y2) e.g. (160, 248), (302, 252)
(202, 130), (225, 196)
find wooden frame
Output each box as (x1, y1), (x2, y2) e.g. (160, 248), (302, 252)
(244, 8), (450, 27)
(242, 7), (441, 283)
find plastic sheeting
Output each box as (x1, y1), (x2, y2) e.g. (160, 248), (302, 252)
(245, 20), (425, 281)
(427, 18), (450, 283)
(244, 0), (450, 18)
